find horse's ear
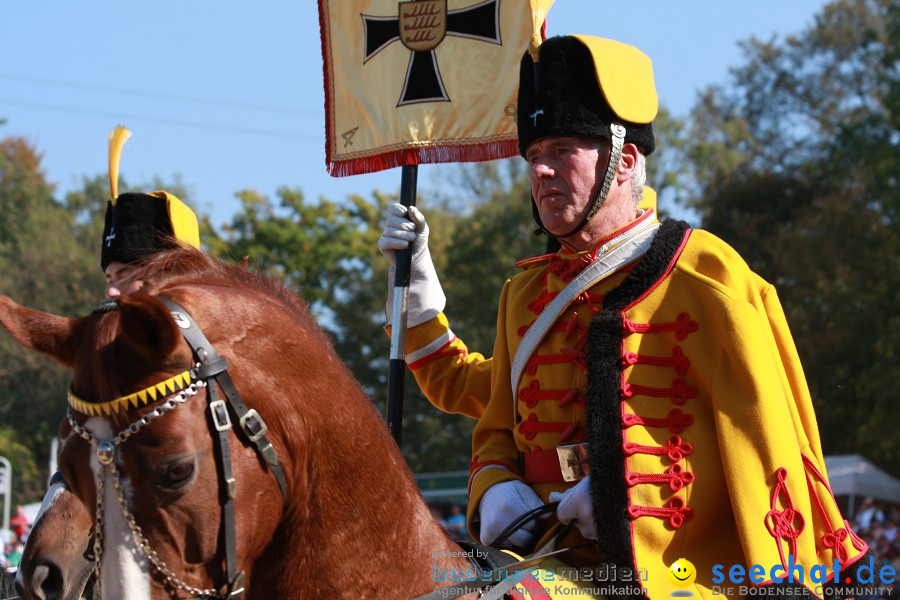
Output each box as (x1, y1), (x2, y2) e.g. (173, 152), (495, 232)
(116, 294), (182, 364)
(0, 295), (81, 367)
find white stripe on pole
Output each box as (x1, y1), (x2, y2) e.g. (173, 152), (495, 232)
(0, 456), (11, 532)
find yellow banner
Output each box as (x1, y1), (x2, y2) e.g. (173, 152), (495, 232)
(319, 0), (548, 176)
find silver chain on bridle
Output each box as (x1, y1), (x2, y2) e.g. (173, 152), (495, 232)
(66, 378), (225, 599)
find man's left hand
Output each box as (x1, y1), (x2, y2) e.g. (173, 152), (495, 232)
(549, 477), (597, 541)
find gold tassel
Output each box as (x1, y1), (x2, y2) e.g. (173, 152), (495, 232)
(108, 125), (132, 205)
(528, 0), (555, 63)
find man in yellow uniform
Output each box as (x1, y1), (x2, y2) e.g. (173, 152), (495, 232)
(381, 35), (875, 599)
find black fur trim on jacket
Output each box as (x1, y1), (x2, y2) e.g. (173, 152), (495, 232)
(0, 568), (15, 600)
(602, 219), (690, 311)
(584, 219), (691, 599)
(585, 309), (642, 598)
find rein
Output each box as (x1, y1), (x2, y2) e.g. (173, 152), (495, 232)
(413, 517), (591, 600)
(66, 297), (289, 599)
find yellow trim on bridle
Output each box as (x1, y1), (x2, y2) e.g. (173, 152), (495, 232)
(67, 370), (195, 416)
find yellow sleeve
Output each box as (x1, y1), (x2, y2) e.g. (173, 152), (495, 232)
(758, 284), (863, 565)
(712, 288), (863, 578)
(466, 280), (524, 539)
(385, 312), (491, 419)
(757, 281), (823, 458)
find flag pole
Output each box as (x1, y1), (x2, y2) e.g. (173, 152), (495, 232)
(386, 164), (418, 444)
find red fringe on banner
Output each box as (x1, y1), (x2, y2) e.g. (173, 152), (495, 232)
(318, 0), (529, 178)
(326, 140), (520, 178)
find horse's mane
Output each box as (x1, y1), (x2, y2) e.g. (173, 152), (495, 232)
(138, 247), (314, 324)
(87, 247), (337, 407)
(0, 567), (15, 598)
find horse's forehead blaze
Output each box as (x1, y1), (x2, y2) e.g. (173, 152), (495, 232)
(32, 481), (67, 526)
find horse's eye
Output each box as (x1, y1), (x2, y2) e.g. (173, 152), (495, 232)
(162, 460), (196, 489)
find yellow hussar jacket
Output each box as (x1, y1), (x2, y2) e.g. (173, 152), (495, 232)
(394, 189), (661, 421)
(396, 312), (492, 419)
(404, 211), (869, 600)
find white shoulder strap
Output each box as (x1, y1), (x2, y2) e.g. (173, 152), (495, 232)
(510, 220), (660, 397)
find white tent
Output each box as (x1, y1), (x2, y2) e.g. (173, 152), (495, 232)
(824, 454), (900, 517)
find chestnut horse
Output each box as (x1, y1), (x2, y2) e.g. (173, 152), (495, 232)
(0, 249), (477, 599)
(15, 473), (97, 600)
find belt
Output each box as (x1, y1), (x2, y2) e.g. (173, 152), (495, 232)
(523, 443), (590, 484)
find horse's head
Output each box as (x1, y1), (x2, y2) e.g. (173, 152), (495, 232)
(2, 250), (305, 598)
(2, 248), (476, 599)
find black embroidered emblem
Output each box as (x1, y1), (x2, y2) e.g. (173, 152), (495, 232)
(362, 0), (502, 106)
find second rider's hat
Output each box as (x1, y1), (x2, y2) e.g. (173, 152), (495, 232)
(100, 126), (200, 271)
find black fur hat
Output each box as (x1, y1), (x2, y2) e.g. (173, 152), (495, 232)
(101, 126), (199, 271)
(517, 35), (657, 156)
(101, 191), (198, 270)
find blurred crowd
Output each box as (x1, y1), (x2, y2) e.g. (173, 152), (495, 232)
(430, 503), (470, 542)
(1, 505), (30, 571)
(854, 497), (900, 570)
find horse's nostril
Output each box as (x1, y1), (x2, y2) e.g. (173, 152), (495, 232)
(29, 562), (64, 600)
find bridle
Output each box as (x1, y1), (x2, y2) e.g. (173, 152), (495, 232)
(66, 297), (289, 599)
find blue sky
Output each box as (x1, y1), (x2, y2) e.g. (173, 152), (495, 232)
(0, 1), (829, 228)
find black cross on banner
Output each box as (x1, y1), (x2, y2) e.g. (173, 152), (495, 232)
(362, 0), (502, 106)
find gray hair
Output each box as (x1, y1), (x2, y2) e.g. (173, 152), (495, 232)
(591, 139), (647, 205)
(631, 151), (646, 205)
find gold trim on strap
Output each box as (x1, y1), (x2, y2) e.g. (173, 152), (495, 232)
(68, 370), (194, 416)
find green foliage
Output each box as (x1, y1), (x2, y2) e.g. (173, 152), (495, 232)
(0, 140), (200, 501)
(211, 188), (387, 309)
(0, 426), (42, 508)
(677, 0), (899, 475)
(0, 139), (101, 501)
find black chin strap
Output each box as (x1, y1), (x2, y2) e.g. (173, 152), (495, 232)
(158, 297), (288, 599)
(531, 123), (627, 242)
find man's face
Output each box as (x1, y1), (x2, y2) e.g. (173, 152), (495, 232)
(526, 135), (606, 237)
(105, 261), (143, 298)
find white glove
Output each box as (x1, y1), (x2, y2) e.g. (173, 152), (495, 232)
(477, 480), (544, 549)
(549, 476), (597, 540)
(377, 203), (445, 328)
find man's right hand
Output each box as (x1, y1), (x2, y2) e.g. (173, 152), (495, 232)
(377, 203), (429, 267)
(377, 203), (445, 328)
(477, 480), (544, 549)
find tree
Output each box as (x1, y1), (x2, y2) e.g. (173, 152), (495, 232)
(0, 425), (41, 508)
(208, 185), (477, 471)
(0, 138), (100, 500)
(677, 0), (899, 474)
(0, 138), (198, 501)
